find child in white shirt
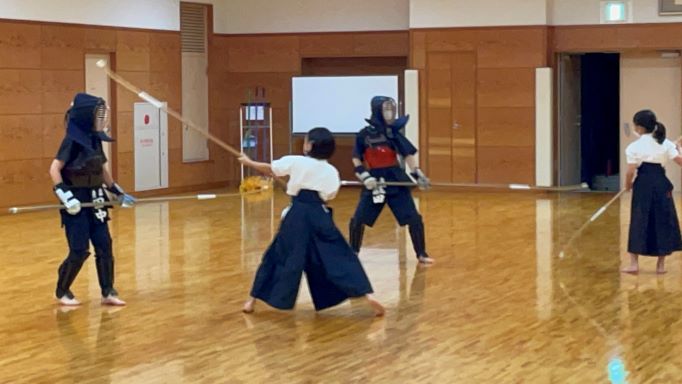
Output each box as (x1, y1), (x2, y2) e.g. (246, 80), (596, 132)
(239, 127), (384, 316)
(623, 110), (682, 274)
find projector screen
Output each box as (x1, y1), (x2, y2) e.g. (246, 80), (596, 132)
(292, 76), (399, 134)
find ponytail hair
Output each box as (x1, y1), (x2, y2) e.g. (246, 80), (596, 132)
(633, 109), (666, 144)
(654, 121), (667, 145)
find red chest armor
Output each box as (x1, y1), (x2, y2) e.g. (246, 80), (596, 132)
(364, 145), (398, 169)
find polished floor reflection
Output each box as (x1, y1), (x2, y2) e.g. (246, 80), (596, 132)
(1, 188), (681, 383)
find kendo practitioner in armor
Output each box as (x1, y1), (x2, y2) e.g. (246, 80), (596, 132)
(349, 96), (435, 264)
(48, 93), (136, 306)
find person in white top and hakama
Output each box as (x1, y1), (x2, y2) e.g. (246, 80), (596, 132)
(239, 127), (385, 316)
(623, 110), (682, 274)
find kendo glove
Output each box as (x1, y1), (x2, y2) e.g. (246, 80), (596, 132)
(54, 183), (81, 215)
(355, 166), (378, 190)
(108, 183), (136, 208)
(410, 168), (431, 190)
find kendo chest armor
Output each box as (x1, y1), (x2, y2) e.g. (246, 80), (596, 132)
(363, 131), (398, 169)
(62, 149), (106, 188)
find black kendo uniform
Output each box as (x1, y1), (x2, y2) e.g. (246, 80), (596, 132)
(54, 93), (131, 301)
(349, 96), (430, 260)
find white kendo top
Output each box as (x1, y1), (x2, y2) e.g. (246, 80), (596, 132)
(626, 134), (680, 166)
(271, 155), (340, 201)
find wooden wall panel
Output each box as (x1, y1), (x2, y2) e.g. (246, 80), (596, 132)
(116, 31), (150, 72)
(210, 37), (231, 73)
(41, 25), (84, 70)
(0, 69), (43, 115)
(168, 149), (213, 187)
(298, 32), (409, 58)
(271, 106), (292, 159)
(149, 33), (181, 73)
(206, 55), (237, 186)
(477, 107), (535, 147)
(227, 36), (300, 73)
(41, 114), (65, 159)
(208, 107), (231, 143)
(417, 26), (544, 184)
(615, 24), (682, 50)
(553, 24), (682, 53)
(477, 146), (534, 184)
(299, 34), (355, 57)
(115, 151), (134, 191)
(410, 31), (427, 70)
(84, 28), (117, 51)
(353, 32), (409, 57)
(426, 30), (477, 52)
(116, 111), (134, 153)
(450, 51), (477, 183)
(426, 52), (453, 183)
(41, 70), (84, 113)
(452, 146), (477, 182)
(149, 71), (182, 109)
(0, 159), (54, 205)
(301, 57), (407, 77)
(477, 28), (547, 69)
(0, 115), (43, 161)
(207, 70), (231, 101)
(0, 22), (41, 69)
(210, 148), (234, 183)
(477, 68), (535, 108)
(553, 26), (618, 52)
(168, 119), (183, 151)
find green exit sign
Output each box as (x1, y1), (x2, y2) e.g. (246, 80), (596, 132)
(601, 1), (631, 23)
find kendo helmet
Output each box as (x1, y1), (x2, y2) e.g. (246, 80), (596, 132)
(67, 93), (113, 142)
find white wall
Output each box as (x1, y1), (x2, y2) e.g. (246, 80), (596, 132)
(550, 0), (682, 25)
(208, 0), (409, 34)
(0, 0), (408, 33)
(0, 0), (180, 30)
(410, 0), (548, 28)
(5, 0), (682, 35)
(620, 53), (682, 191)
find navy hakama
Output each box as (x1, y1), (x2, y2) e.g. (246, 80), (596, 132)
(628, 162), (682, 256)
(250, 190), (374, 311)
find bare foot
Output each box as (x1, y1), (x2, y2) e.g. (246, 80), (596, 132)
(101, 295), (126, 306)
(622, 254), (639, 274)
(418, 256), (435, 265)
(366, 295), (385, 317)
(657, 257), (666, 275)
(242, 298), (255, 314)
(657, 269), (667, 275)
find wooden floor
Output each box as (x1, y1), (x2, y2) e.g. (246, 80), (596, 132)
(1, 187), (681, 383)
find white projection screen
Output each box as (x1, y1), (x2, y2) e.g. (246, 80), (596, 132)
(292, 76), (399, 134)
